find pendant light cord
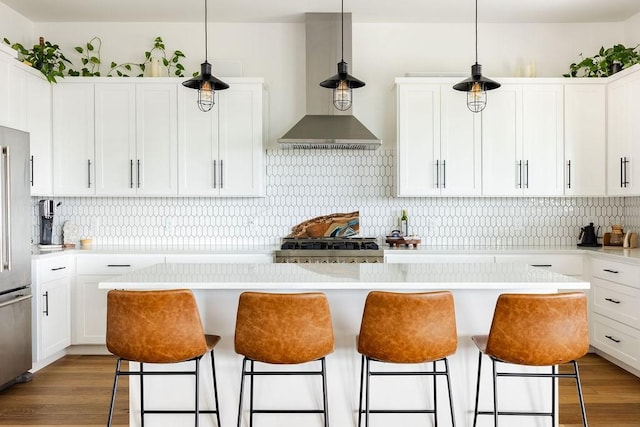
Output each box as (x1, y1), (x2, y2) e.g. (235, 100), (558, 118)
(341, 0), (344, 61)
(474, 0), (478, 64)
(204, 0), (209, 61)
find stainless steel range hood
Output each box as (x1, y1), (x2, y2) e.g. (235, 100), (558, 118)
(278, 13), (381, 150)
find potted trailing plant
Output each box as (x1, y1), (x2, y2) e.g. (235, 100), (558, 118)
(564, 43), (640, 77)
(3, 36), (71, 82)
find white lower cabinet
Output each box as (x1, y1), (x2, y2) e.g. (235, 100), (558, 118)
(32, 255), (72, 367)
(72, 254), (164, 345)
(384, 253), (494, 263)
(494, 253), (584, 277)
(165, 254), (273, 263)
(589, 256), (640, 373)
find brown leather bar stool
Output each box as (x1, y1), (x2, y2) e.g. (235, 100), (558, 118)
(234, 291), (335, 427)
(472, 292), (589, 427)
(357, 290), (458, 427)
(106, 289), (221, 427)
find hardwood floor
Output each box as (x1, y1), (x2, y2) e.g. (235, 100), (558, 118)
(0, 355), (128, 426)
(0, 353), (638, 426)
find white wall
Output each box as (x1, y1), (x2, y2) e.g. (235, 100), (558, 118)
(625, 11), (640, 46)
(0, 2), (34, 44)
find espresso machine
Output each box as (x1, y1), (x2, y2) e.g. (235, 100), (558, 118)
(38, 199), (55, 245)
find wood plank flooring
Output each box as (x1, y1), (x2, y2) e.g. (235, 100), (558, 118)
(0, 353), (638, 426)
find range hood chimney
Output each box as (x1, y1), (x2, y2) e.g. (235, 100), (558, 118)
(278, 13), (381, 150)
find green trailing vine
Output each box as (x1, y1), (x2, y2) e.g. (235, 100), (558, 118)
(4, 35), (188, 81)
(564, 44), (640, 77)
(2, 37), (71, 82)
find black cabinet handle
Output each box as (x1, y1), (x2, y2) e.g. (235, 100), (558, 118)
(213, 160), (217, 189)
(220, 159), (224, 189)
(107, 264), (131, 268)
(51, 266), (66, 271)
(517, 160), (522, 189)
(525, 160), (529, 189)
(137, 159), (141, 189)
(435, 160), (439, 189)
(605, 335), (621, 344)
(87, 159), (92, 188)
(130, 160), (134, 188)
(442, 160), (446, 189)
(30, 155), (34, 186)
(604, 297), (621, 304)
(567, 160), (571, 189)
(43, 291), (49, 316)
(603, 269), (619, 274)
(531, 264), (552, 268)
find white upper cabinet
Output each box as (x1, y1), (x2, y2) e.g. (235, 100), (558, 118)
(53, 82), (96, 195)
(0, 46), (12, 126)
(483, 83), (564, 196)
(395, 79), (480, 197)
(95, 82), (177, 195)
(178, 79), (264, 196)
(94, 84), (136, 195)
(607, 66), (640, 196)
(564, 83), (606, 196)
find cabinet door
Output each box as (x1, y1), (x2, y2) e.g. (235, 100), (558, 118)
(73, 275), (108, 345)
(136, 83), (178, 195)
(40, 277), (71, 359)
(521, 84), (564, 196)
(95, 84), (136, 195)
(178, 86), (219, 195)
(7, 63), (28, 131)
(27, 70), (53, 195)
(564, 84), (606, 196)
(218, 83), (264, 197)
(396, 83), (441, 196)
(607, 71), (640, 195)
(440, 87), (481, 196)
(53, 83), (95, 195)
(482, 85), (522, 196)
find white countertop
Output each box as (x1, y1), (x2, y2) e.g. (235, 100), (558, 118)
(99, 262), (589, 290)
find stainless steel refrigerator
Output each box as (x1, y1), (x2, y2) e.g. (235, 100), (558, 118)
(0, 126), (32, 390)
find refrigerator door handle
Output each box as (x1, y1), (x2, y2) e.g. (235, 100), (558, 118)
(0, 294), (31, 310)
(0, 147), (11, 272)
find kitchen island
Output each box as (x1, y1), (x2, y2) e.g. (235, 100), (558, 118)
(100, 263), (589, 427)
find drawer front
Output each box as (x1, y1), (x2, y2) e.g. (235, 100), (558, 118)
(591, 257), (640, 288)
(495, 254), (584, 276)
(591, 312), (640, 370)
(36, 255), (72, 282)
(591, 277), (640, 328)
(76, 254), (164, 275)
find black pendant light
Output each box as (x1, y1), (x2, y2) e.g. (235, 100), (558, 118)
(182, 0), (229, 112)
(453, 0), (500, 113)
(319, 0), (365, 111)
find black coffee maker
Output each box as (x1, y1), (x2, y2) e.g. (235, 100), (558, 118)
(38, 199), (55, 245)
(578, 222), (601, 247)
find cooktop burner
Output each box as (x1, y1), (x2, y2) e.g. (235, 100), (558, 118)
(280, 237), (380, 251)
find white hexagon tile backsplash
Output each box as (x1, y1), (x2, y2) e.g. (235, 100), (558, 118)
(32, 149), (633, 247)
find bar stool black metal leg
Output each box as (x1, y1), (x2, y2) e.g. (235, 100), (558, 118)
(364, 357), (371, 427)
(573, 361), (588, 427)
(321, 357), (329, 427)
(444, 358), (456, 427)
(433, 360), (438, 427)
(211, 350), (221, 427)
(140, 362), (145, 427)
(357, 355), (365, 427)
(491, 359), (498, 427)
(237, 357), (248, 427)
(473, 351), (483, 427)
(195, 358), (200, 427)
(551, 365), (556, 427)
(107, 358), (121, 427)
(249, 359), (255, 427)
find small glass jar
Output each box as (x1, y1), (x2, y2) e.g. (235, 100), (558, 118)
(610, 225), (624, 246)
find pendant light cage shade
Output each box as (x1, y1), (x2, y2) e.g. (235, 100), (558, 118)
(182, 0), (228, 112)
(452, 0), (500, 113)
(319, 0), (365, 111)
(320, 61), (365, 111)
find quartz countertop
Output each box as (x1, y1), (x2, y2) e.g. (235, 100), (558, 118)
(98, 262), (589, 290)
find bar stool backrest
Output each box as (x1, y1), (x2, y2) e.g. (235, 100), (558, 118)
(234, 292), (335, 364)
(106, 289), (209, 364)
(485, 292), (589, 366)
(358, 291), (457, 363)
